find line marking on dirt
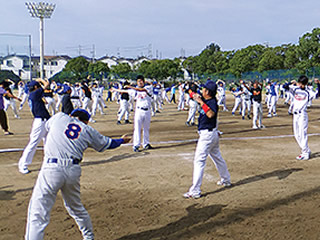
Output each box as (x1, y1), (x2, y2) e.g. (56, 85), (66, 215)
(1, 133), (320, 154)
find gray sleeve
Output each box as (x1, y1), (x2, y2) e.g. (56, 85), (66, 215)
(87, 126), (112, 152)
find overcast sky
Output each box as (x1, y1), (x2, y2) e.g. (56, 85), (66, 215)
(1, 0), (320, 59)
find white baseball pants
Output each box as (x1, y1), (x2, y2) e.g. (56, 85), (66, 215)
(118, 99), (130, 121)
(188, 129), (230, 195)
(268, 95), (277, 114)
(177, 94), (185, 110)
(45, 97), (56, 115)
(4, 98), (19, 117)
(232, 97), (242, 114)
(186, 100), (198, 124)
(25, 162), (94, 240)
(19, 118), (47, 171)
(241, 99), (251, 116)
(133, 109), (151, 148)
(218, 95), (228, 111)
(252, 101), (263, 128)
(293, 112), (310, 155)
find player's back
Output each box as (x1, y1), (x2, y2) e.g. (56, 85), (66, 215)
(44, 112), (111, 161)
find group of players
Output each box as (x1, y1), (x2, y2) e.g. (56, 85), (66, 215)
(0, 75), (320, 239)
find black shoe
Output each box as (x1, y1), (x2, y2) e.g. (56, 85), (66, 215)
(190, 122), (195, 126)
(247, 115), (251, 119)
(117, 121), (121, 125)
(144, 144), (154, 150)
(133, 146), (140, 152)
(156, 110), (160, 113)
(125, 120), (131, 124)
(185, 121), (190, 126)
(242, 116), (245, 120)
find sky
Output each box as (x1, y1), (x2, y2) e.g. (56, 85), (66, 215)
(1, 0), (320, 59)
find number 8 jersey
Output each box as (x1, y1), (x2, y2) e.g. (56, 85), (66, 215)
(44, 112), (112, 161)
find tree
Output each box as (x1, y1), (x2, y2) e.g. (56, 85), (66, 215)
(0, 70), (20, 83)
(110, 63), (132, 78)
(258, 47), (284, 72)
(88, 61), (110, 79)
(63, 57), (89, 79)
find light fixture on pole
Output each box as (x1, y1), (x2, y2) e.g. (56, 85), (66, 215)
(25, 2), (55, 79)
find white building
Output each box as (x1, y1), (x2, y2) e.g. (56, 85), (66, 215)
(0, 54), (70, 80)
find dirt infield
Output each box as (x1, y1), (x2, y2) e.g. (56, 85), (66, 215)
(1, 93), (320, 240)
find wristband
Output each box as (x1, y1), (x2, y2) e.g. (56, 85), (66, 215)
(189, 91), (195, 98)
(202, 103), (210, 113)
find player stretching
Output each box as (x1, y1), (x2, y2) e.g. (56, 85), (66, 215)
(24, 109), (131, 240)
(183, 79), (231, 199)
(18, 79), (51, 174)
(290, 76), (316, 160)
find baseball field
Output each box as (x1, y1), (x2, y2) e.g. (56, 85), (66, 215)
(1, 93), (320, 240)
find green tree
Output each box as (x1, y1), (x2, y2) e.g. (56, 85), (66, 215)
(63, 56), (89, 79)
(258, 47), (284, 72)
(110, 63), (132, 78)
(88, 61), (110, 79)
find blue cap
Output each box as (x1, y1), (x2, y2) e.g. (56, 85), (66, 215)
(63, 85), (71, 93)
(203, 80), (217, 93)
(28, 80), (40, 88)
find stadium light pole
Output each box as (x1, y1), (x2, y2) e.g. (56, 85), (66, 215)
(25, 2), (55, 79)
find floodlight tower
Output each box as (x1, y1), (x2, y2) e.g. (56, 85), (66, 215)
(25, 2), (55, 79)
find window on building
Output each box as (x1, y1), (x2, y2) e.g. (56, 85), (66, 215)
(7, 60), (13, 67)
(51, 61), (58, 66)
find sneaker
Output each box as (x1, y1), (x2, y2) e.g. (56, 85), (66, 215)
(273, 113), (278, 117)
(247, 115), (251, 120)
(288, 111), (293, 115)
(242, 116), (245, 120)
(89, 119), (96, 123)
(144, 144), (154, 150)
(15, 115), (21, 119)
(259, 124), (266, 129)
(156, 110), (160, 113)
(296, 154), (309, 160)
(19, 167), (30, 175)
(183, 192), (201, 199)
(217, 180), (232, 188)
(232, 112), (235, 116)
(124, 120), (131, 124)
(190, 122), (195, 126)
(117, 121), (121, 125)
(133, 146), (140, 152)
(185, 121), (190, 126)
(252, 125), (259, 129)
(4, 131), (14, 135)
(267, 114), (272, 118)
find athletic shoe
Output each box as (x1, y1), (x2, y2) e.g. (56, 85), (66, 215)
(19, 167), (30, 175)
(259, 124), (266, 129)
(156, 110), (161, 113)
(124, 120), (131, 124)
(183, 192), (201, 199)
(15, 115), (21, 119)
(247, 115), (251, 120)
(117, 121), (121, 125)
(133, 146), (140, 152)
(190, 122), (195, 126)
(252, 125), (259, 129)
(296, 154), (309, 160)
(144, 144), (154, 150)
(185, 121), (190, 126)
(273, 113), (278, 117)
(217, 180), (232, 188)
(4, 131), (14, 135)
(232, 112), (235, 116)
(288, 111), (293, 115)
(267, 114), (272, 118)
(242, 116), (245, 120)
(89, 119), (96, 123)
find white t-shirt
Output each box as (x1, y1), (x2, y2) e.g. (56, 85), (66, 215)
(130, 85), (153, 109)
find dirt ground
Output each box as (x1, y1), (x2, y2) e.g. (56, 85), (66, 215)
(1, 92), (320, 240)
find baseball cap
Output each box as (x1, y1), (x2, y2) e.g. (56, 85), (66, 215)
(63, 85), (71, 93)
(71, 108), (91, 122)
(28, 80), (40, 88)
(203, 80), (217, 93)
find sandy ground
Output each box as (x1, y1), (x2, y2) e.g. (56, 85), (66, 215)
(1, 92), (320, 240)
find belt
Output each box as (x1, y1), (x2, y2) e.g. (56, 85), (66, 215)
(47, 158), (81, 165)
(293, 110), (302, 114)
(138, 107), (149, 111)
(199, 128), (214, 132)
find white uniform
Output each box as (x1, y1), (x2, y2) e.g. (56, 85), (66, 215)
(231, 88), (242, 115)
(291, 86), (316, 158)
(70, 85), (82, 108)
(25, 112), (116, 240)
(217, 84), (228, 111)
(177, 84), (185, 111)
(240, 86), (251, 119)
(131, 85), (153, 150)
(91, 86), (105, 116)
